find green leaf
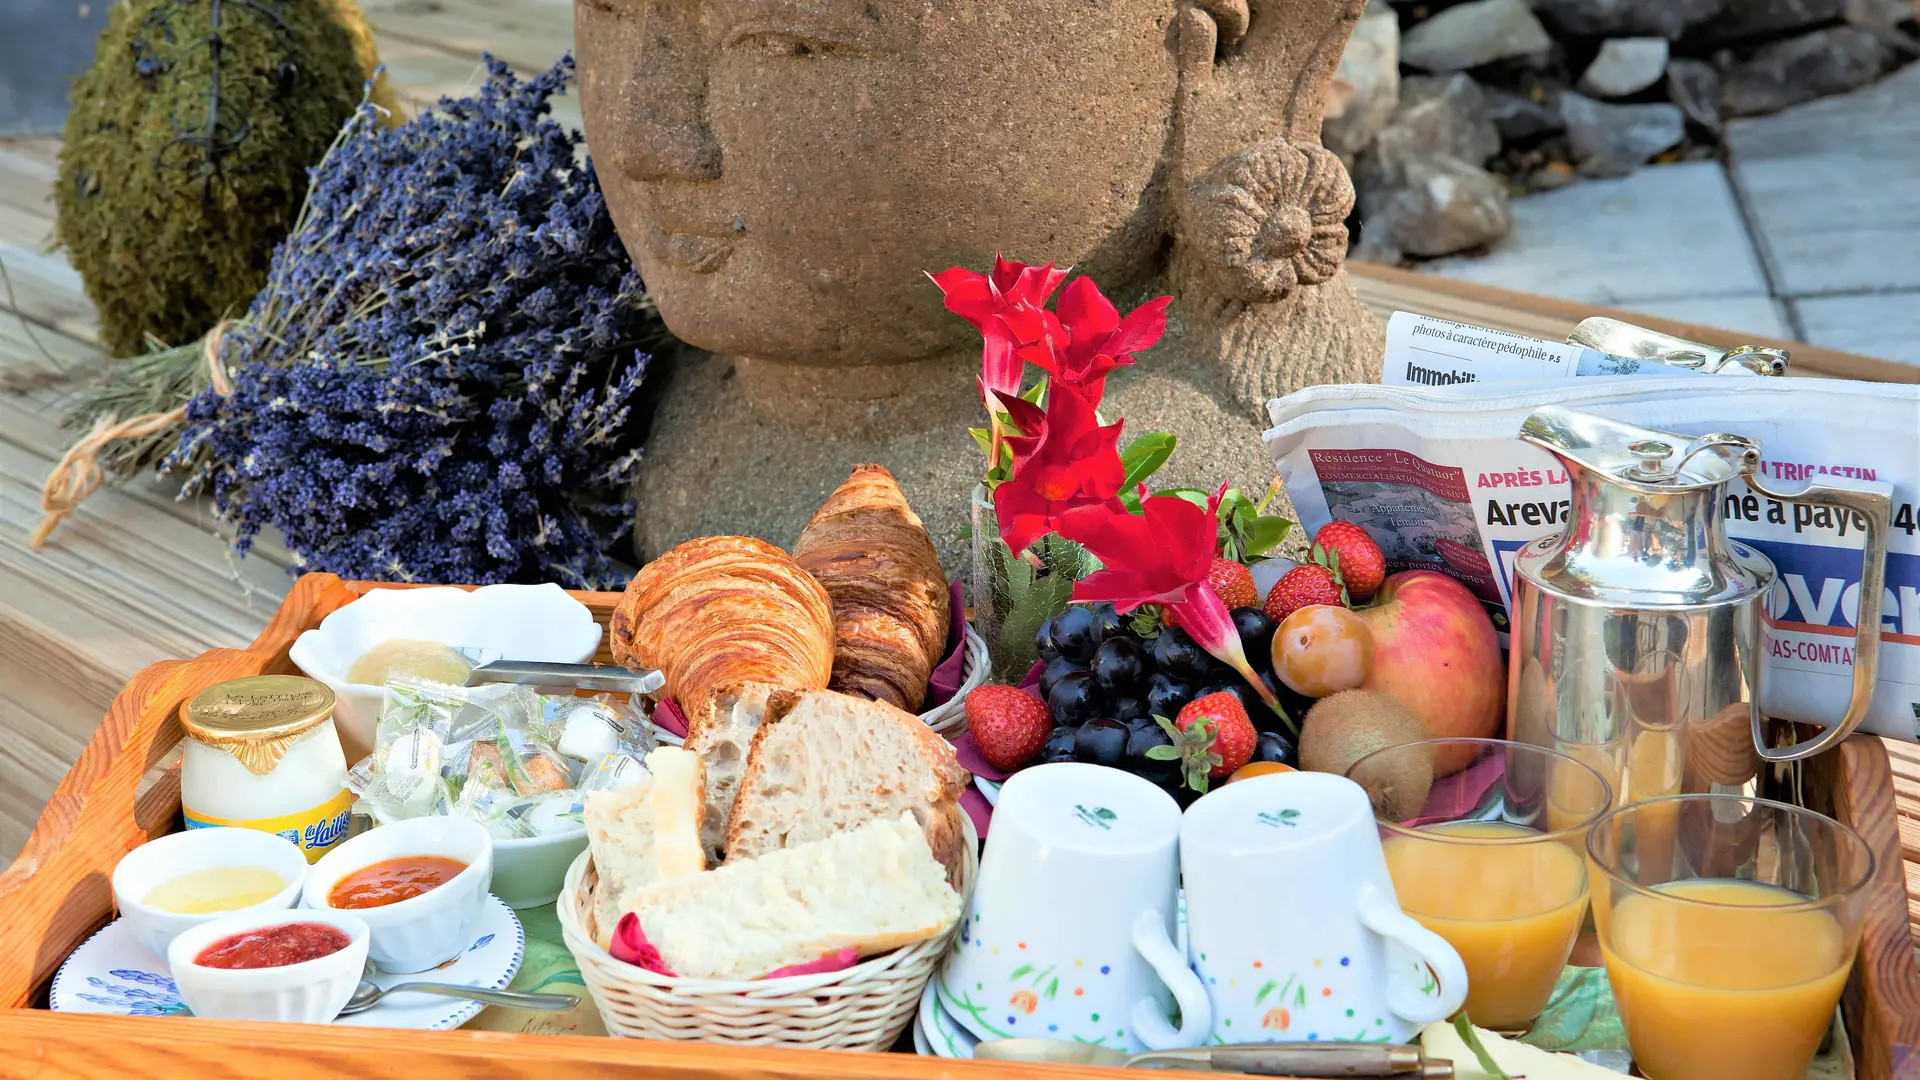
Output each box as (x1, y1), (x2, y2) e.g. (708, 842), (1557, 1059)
(1118, 489), (1142, 514)
(1240, 516), (1293, 557)
(1145, 746), (1180, 761)
(1118, 432), (1176, 492)
(1129, 605), (1162, 639)
(1152, 487), (1212, 508)
(1453, 1015), (1512, 1080)
(970, 427), (993, 456)
(1020, 376), (1049, 405)
(1010, 965), (1035, 980)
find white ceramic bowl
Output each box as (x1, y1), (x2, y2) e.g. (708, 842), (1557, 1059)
(111, 827), (310, 958)
(288, 584), (603, 762)
(304, 816), (493, 974)
(367, 806), (586, 910)
(167, 908), (370, 1024)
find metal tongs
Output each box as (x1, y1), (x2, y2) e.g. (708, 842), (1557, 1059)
(1569, 316), (1789, 376)
(463, 660), (665, 696)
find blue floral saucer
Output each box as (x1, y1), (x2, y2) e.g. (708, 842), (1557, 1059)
(52, 894), (524, 1030)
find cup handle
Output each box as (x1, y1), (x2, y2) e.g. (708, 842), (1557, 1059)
(1356, 884), (1468, 1025)
(1127, 908), (1212, 1051)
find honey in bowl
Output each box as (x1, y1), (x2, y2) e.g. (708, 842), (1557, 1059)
(144, 866), (286, 914)
(194, 922), (352, 970)
(328, 855), (468, 909)
(346, 639), (473, 686)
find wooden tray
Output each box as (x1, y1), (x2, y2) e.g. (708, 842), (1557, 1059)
(2, 572), (1916, 1078)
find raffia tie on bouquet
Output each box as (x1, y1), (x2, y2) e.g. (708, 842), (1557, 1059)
(29, 321), (234, 549)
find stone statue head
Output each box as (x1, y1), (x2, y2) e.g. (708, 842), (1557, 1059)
(576, 0), (1366, 371)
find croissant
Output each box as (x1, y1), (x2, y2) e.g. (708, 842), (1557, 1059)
(794, 465), (950, 712)
(609, 536), (834, 727)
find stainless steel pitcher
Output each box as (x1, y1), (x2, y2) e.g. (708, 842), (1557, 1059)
(1506, 406), (1890, 803)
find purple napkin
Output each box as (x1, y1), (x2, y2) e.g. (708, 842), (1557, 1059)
(924, 581), (969, 708)
(653, 697), (690, 740)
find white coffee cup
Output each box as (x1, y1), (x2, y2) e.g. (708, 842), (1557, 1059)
(1180, 771), (1467, 1045)
(937, 763), (1209, 1052)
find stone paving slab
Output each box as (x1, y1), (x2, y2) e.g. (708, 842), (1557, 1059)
(1726, 64), (1920, 298)
(1418, 161), (1770, 306)
(1621, 295), (1792, 341)
(1792, 292), (1920, 367)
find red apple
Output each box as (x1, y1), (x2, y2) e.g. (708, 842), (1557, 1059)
(1354, 571), (1505, 775)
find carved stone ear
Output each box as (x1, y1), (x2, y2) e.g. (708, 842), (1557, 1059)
(1185, 137), (1354, 304)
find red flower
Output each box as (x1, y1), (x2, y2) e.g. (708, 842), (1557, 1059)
(927, 256), (1070, 405)
(1005, 277), (1171, 404)
(1056, 487), (1286, 724)
(993, 385), (1126, 555)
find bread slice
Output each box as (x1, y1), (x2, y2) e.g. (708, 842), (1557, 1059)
(724, 690), (970, 886)
(685, 683), (798, 862)
(619, 814), (961, 980)
(583, 745), (706, 947)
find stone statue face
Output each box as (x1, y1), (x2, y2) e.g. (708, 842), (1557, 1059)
(576, 0), (1182, 366)
(577, 0), (1362, 366)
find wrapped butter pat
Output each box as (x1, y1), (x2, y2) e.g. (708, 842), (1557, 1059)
(578, 752), (649, 792)
(378, 726), (448, 815)
(555, 699), (623, 761)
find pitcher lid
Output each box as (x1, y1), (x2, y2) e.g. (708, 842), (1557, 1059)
(1519, 406), (1759, 491)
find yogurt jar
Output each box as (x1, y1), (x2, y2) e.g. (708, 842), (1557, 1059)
(181, 675), (352, 863)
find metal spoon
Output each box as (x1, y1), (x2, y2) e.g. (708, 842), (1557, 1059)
(972, 1039), (1452, 1077)
(338, 959), (578, 1016)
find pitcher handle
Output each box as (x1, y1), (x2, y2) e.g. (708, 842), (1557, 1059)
(1743, 470), (1891, 763)
(1356, 884), (1468, 1025)
(1127, 908), (1212, 1051)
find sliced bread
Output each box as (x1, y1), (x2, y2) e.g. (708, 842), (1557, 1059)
(618, 814), (961, 980)
(684, 682), (799, 861)
(582, 745), (706, 947)
(724, 689), (970, 886)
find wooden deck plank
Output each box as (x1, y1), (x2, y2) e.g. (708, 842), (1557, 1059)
(360, 0), (575, 76)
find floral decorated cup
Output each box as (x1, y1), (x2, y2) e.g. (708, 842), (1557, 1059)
(936, 763), (1209, 1053)
(1179, 771), (1467, 1045)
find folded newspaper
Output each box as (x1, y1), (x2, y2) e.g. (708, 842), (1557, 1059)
(1264, 314), (1920, 741)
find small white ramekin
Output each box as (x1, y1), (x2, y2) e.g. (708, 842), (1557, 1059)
(112, 827), (310, 958)
(303, 816), (493, 973)
(167, 908), (370, 1024)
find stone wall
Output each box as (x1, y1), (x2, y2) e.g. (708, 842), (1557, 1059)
(1327, 0), (1919, 261)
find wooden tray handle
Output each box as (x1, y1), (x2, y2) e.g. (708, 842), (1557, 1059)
(0, 573), (362, 1009)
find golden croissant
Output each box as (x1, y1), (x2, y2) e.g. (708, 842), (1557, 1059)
(610, 535), (835, 725)
(794, 465), (950, 712)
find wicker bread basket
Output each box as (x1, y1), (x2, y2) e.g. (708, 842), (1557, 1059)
(557, 814), (979, 1050)
(916, 625), (988, 738)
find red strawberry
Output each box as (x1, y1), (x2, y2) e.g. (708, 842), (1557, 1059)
(1311, 522), (1386, 603)
(1151, 692), (1258, 792)
(1264, 563), (1345, 622)
(965, 685), (1053, 771)
(1206, 557), (1259, 610)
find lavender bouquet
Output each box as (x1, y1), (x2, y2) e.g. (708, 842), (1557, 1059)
(170, 55), (656, 588)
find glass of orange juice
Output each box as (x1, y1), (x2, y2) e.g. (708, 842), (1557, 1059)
(1350, 737), (1612, 1031)
(1587, 795), (1873, 1080)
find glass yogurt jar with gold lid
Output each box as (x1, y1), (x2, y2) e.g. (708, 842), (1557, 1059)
(181, 675), (351, 863)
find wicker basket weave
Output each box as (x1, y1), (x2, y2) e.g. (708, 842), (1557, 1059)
(557, 815), (978, 1050)
(916, 625), (988, 738)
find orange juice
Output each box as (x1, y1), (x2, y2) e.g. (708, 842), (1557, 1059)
(1382, 821), (1588, 1028)
(1599, 879), (1853, 1080)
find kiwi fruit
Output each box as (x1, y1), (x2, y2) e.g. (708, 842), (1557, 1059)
(1298, 689), (1433, 819)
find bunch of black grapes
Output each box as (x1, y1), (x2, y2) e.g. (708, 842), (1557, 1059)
(1034, 602), (1299, 805)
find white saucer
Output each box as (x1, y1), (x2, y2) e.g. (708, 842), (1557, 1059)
(917, 976), (982, 1058)
(52, 894), (524, 1030)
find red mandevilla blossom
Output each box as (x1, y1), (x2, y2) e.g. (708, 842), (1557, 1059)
(1056, 487), (1283, 717)
(926, 255), (1069, 406)
(993, 385), (1126, 556)
(1001, 276), (1171, 405)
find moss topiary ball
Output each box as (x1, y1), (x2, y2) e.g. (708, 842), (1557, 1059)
(55, 0), (371, 356)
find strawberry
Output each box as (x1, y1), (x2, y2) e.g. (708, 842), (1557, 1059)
(1264, 563), (1345, 623)
(1206, 557), (1259, 610)
(1311, 522), (1386, 604)
(1149, 692), (1258, 793)
(965, 685), (1053, 771)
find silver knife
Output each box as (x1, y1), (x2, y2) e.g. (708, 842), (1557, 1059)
(464, 660), (666, 695)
